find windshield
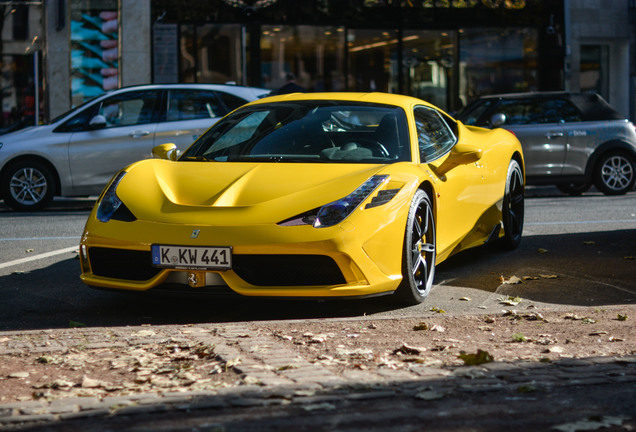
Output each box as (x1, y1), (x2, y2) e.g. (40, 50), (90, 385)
(181, 101), (411, 164)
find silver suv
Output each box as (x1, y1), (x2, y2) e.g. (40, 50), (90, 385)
(457, 92), (636, 195)
(0, 84), (268, 211)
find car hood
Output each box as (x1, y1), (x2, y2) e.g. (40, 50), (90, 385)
(0, 124), (57, 144)
(115, 160), (394, 225)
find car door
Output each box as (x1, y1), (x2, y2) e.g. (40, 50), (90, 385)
(415, 106), (487, 256)
(66, 89), (160, 193)
(494, 98), (568, 177)
(153, 89), (246, 153)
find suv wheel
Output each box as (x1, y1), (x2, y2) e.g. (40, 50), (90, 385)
(593, 151), (635, 195)
(1, 160), (55, 211)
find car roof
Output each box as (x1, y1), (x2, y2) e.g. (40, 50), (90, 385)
(475, 91), (625, 121)
(248, 91), (444, 113)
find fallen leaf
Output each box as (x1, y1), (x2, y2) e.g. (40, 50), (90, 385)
(499, 295), (522, 306)
(616, 314), (628, 321)
(430, 307), (446, 313)
(552, 416), (629, 432)
(589, 331), (608, 336)
(539, 274), (558, 279)
(25, 249), (34, 253)
(302, 403), (336, 411)
(413, 322), (428, 331)
(522, 276), (539, 280)
(394, 343), (427, 355)
(582, 241), (596, 245)
(500, 275), (522, 285)
(459, 297), (471, 301)
(537, 248), (549, 254)
(430, 324), (445, 332)
(9, 372), (29, 379)
(415, 390), (445, 400)
(458, 349), (494, 365)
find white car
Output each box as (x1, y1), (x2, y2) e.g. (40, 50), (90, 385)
(0, 83), (269, 210)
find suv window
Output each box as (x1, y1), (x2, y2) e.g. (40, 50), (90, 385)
(414, 106), (457, 162)
(167, 89), (226, 121)
(495, 98), (582, 125)
(217, 91), (250, 112)
(56, 90), (159, 132)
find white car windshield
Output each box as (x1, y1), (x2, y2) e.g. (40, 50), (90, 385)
(182, 101), (411, 164)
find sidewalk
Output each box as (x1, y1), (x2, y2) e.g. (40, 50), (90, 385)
(1, 305), (636, 431)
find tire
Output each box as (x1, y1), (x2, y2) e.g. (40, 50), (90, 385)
(1, 160), (55, 211)
(500, 159), (524, 249)
(557, 182), (591, 196)
(394, 190), (436, 305)
(593, 151), (635, 195)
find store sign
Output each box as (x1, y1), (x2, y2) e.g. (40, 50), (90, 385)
(153, 24), (178, 84)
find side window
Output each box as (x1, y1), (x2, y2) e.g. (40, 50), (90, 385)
(414, 106), (457, 163)
(542, 99), (582, 123)
(495, 98), (583, 125)
(57, 104), (100, 132)
(493, 100), (536, 125)
(167, 90), (224, 121)
(98, 90), (159, 128)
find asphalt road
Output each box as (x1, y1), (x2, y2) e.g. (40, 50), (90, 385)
(0, 186), (634, 331)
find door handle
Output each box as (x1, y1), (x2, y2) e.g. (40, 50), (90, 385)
(129, 130), (151, 138)
(545, 132), (564, 139)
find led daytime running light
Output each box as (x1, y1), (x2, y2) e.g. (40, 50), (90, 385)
(314, 175), (388, 228)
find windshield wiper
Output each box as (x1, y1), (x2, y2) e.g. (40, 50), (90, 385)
(181, 155), (213, 162)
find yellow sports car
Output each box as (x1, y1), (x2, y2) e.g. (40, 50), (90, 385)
(79, 92), (524, 305)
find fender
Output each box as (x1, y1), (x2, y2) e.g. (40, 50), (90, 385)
(585, 140), (636, 177)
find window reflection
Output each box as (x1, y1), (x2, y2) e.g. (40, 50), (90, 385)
(259, 25), (345, 92)
(459, 28), (538, 105)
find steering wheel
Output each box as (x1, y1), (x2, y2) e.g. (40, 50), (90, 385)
(356, 139), (390, 157)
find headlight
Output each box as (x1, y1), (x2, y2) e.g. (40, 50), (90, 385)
(96, 171), (127, 222)
(278, 175), (390, 228)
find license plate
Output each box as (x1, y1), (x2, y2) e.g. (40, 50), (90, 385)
(151, 245), (232, 270)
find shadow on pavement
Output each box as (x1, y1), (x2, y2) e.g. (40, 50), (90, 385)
(0, 228), (634, 331)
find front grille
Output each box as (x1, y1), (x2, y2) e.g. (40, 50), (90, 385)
(233, 254), (346, 286)
(89, 247), (160, 281)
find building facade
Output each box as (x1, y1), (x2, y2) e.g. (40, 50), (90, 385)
(1, 0), (632, 127)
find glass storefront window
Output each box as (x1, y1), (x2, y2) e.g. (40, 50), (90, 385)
(580, 45), (609, 100)
(459, 28), (537, 106)
(259, 25), (345, 93)
(402, 30), (456, 110)
(178, 24), (243, 84)
(347, 29), (398, 93)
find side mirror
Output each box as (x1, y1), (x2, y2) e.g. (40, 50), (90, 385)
(449, 141), (482, 165)
(152, 143), (178, 161)
(88, 115), (107, 130)
(433, 141), (482, 177)
(490, 113), (506, 128)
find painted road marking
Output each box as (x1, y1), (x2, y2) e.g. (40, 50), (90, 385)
(0, 246), (78, 270)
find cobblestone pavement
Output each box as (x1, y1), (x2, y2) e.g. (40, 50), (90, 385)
(1, 316), (635, 431)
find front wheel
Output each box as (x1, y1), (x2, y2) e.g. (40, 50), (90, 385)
(1, 160), (55, 211)
(500, 159), (524, 249)
(593, 151), (635, 195)
(394, 190), (436, 305)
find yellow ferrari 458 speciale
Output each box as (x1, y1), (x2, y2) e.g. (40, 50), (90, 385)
(79, 92), (524, 305)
